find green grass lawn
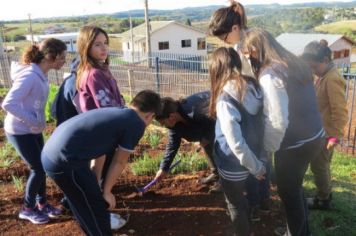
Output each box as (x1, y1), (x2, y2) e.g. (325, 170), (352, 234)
(304, 152), (356, 236)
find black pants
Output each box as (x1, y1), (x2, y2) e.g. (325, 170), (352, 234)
(42, 159), (112, 236)
(220, 177), (250, 236)
(275, 138), (323, 236)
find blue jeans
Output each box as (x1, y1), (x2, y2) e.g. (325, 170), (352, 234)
(6, 132), (46, 208)
(246, 160), (271, 207)
(42, 157), (112, 236)
(275, 137), (323, 236)
(220, 177), (250, 236)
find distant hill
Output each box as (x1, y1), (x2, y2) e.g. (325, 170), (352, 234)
(315, 20), (356, 39)
(111, 1), (356, 21)
(111, 5), (222, 21)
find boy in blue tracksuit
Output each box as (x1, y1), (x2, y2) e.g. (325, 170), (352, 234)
(51, 56), (80, 126)
(41, 90), (161, 236)
(154, 91), (220, 190)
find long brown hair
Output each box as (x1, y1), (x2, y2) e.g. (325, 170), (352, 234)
(208, 1), (247, 37)
(22, 38), (66, 65)
(76, 25), (110, 89)
(240, 28), (312, 83)
(209, 47), (251, 118)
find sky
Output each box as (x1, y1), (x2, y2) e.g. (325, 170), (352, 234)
(0, 0), (354, 21)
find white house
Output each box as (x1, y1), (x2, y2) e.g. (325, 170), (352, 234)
(118, 21), (207, 62)
(276, 33), (355, 66)
(26, 32), (79, 52)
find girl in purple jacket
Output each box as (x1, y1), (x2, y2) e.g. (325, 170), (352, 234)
(76, 25), (125, 112)
(2, 38), (67, 224)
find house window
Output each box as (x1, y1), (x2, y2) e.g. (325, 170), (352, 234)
(197, 38), (206, 50)
(158, 41), (169, 50)
(333, 51), (341, 59)
(181, 39), (191, 48)
(127, 42), (130, 50)
(344, 49), (350, 57)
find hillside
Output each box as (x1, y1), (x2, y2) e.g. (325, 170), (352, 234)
(315, 20), (356, 39)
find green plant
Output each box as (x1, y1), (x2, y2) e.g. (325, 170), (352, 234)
(45, 84), (59, 122)
(0, 141), (19, 160)
(130, 151), (209, 176)
(0, 158), (14, 168)
(131, 152), (161, 176)
(171, 152), (208, 174)
(11, 175), (24, 193)
(148, 132), (161, 148)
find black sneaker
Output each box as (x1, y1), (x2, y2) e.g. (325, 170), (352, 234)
(200, 173), (219, 184)
(307, 193), (332, 210)
(249, 206), (260, 222)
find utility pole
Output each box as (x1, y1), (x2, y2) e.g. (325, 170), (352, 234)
(129, 11), (135, 63)
(144, 0), (152, 67)
(28, 13), (34, 44)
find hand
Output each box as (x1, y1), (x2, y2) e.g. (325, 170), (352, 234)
(326, 140), (337, 151)
(154, 169), (167, 181)
(103, 191), (116, 210)
(255, 166), (266, 181)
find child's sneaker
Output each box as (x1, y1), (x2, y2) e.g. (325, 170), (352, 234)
(19, 207), (49, 224)
(110, 213), (127, 230)
(38, 203), (62, 218)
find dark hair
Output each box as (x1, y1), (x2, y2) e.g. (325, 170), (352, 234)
(155, 97), (179, 120)
(208, 1), (246, 36)
(130, 90), (161, 115)
(209, 47), (249, 118)
(22, 38), (66, 64)
(76, 25), (110, 89)
(301, 41), (332, 63)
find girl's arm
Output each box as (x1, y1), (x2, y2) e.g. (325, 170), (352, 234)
(2, 74), (41, 128)
(259, 73), (289, 152)
(86, 69), (121, 109)
(217, 100), (265, 177)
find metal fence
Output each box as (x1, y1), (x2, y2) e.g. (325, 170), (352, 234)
(0, 52), (355, 155)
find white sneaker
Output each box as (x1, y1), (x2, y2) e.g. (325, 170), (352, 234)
(110, 213), (127, 230)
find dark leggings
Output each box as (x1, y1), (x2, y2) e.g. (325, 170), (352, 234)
(275, 138), (323, 236)
(6, 132), (46, 208)
(220, 177), (250, 236)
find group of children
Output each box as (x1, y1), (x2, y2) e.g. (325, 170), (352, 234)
(1, 1), (348, 236)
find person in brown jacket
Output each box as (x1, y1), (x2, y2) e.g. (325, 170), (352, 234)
(302, 40), (348, 210)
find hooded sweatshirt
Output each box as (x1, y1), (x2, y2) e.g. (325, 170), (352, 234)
(2, 63), (49, 135)
(214, 80), (265, 181)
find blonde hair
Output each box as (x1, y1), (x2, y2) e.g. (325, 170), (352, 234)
(76, 25), (110, 89)
(241, 28), (312, 83)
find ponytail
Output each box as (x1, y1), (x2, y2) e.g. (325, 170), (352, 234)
(22, 44), (44, 64)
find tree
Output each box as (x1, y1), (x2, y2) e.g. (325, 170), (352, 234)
(185, 18), (192, 26)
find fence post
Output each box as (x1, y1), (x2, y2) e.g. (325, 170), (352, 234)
(155, 56), (160, 94)
(127, 69), (134, 100)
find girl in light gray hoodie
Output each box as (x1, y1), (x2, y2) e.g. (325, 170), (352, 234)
(209, 47), (266, 236)
(2, 38), (67, 224)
